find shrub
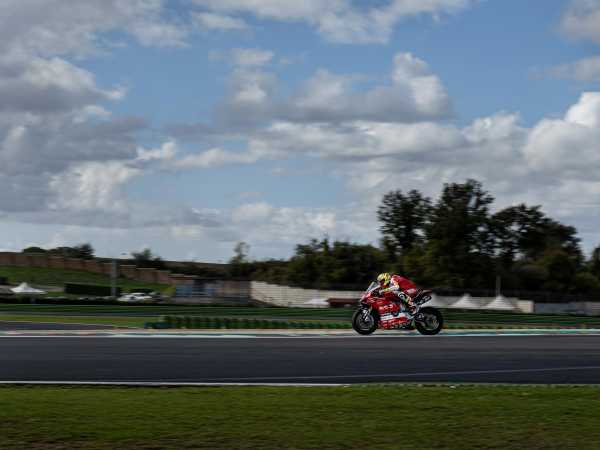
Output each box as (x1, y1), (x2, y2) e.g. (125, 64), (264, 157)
(64, 283), (121, 297)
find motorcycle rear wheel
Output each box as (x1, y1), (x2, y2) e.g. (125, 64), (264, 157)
(352, 309), (378, 335)
(414, 307), (443, 336)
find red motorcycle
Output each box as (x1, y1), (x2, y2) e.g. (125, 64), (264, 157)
(352, 282), (443, 336)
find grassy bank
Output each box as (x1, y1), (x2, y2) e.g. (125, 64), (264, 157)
(0, 315), (147, 328)
(1, 385), (600, 449)
(0, 266), (171, 294)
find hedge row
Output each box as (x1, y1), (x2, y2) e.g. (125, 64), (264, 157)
(150, 316), (352, 330)
(64, 283), (122, 296)
(0, 296), (122, 305)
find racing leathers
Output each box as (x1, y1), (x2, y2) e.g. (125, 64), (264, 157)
(380, 274), (418, 312)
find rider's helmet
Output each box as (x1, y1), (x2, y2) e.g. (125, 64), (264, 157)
(377, 272), (391, 288)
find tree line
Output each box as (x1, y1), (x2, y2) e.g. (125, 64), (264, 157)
(232, 179), (600, 296)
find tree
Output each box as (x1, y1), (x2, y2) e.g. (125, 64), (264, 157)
(286, 238), (387, 288)
(22, 246), (47, 254)
(230, 242), (250, 265)
(229, 242), (254, 278)
(72, 243), (95, 259)
(377, 189), (432, 257)
(424, 179), (495, 288)
(47, 243), (95, 259)
(131, 248), (165, 269)
(590, 246), (600, 278)
(492, 205), (582, 266)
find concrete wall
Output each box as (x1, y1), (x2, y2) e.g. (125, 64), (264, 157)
(534, 302), (600, 316)
(250, 281), (534, 313)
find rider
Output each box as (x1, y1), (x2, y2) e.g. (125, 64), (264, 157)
(376, 272), (418, 313)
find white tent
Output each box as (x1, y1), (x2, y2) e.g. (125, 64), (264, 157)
(450, 294), (480, 309)
(423, 294), (453, 308)
(303, 298), (329, 307)
(485, 295), (519, 311)
(10, 282), (46, 294)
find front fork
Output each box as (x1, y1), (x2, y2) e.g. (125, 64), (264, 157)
(360, 306), (372, 320)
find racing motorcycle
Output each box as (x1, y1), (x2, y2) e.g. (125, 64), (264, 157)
(352, 282), (443, 336)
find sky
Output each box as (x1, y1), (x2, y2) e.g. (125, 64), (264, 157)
(2, 0), (600, 262)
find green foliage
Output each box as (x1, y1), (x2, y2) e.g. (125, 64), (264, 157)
(159, 315), (349, 329)
(217, 179), (600, 296)
(573, 272), (600, 294)
(422, 179), (495, 288)
(21, 246), (47, 254)
(4, 385), (600, 450)
(22, 243), (95, 259)
(374, 179), (598, 295)
(0, 266), (170, 294)
(130, 248), (165, 269)
(229, 242), (255, 278)
(377, 189), (432, 257)
(171, 262), (229, 279)
(492, 204), (582, 264)
(286, 238), (387, 288)
(589, 246), (600, 278)
(64, 283), (121, 297)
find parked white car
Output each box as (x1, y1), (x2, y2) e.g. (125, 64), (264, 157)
(117, 292), (154, 302)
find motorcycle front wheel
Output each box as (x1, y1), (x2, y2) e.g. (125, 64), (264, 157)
(414, 307), (443, 336)
(352, 308), (378, 335)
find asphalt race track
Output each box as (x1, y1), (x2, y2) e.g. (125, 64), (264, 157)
(2, 335), (600, 384)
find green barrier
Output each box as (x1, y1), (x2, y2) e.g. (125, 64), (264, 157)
(147, 315), (352, 330)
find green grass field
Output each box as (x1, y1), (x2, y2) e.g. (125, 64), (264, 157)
(0, 315), (147, 328)
(0, 266), (172, 294)
(1, 385), (599, 449)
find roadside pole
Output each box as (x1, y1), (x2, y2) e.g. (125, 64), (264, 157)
(111, 258), (117, 298)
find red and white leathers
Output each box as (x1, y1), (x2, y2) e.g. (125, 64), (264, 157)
(380, 274), (418, 305)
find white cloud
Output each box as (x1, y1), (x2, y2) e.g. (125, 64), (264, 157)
(172, 147), (271, 168)
(561, 0), (600, 43)
(128, 20), (188, 48)
(548, 55), (600, 82)
(248, 120), (465, 160)
(524, 92), (600, 176)
(49, 160), (141, 212)
(230, 48), (274, 66)
(232, 202), (274, 222)
(220, 52), (452, 125)
(0, 56), (123, 114)
(192, 0), (474, 44)
(137, 141), (178, 162)
(0, 0), (189, 58)
(193, 12), (249, 30)
(0, 1), (186, 225)
(229, 201), (359, 247)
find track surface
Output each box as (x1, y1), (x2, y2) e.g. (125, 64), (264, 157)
(2, 335), (600, 384)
